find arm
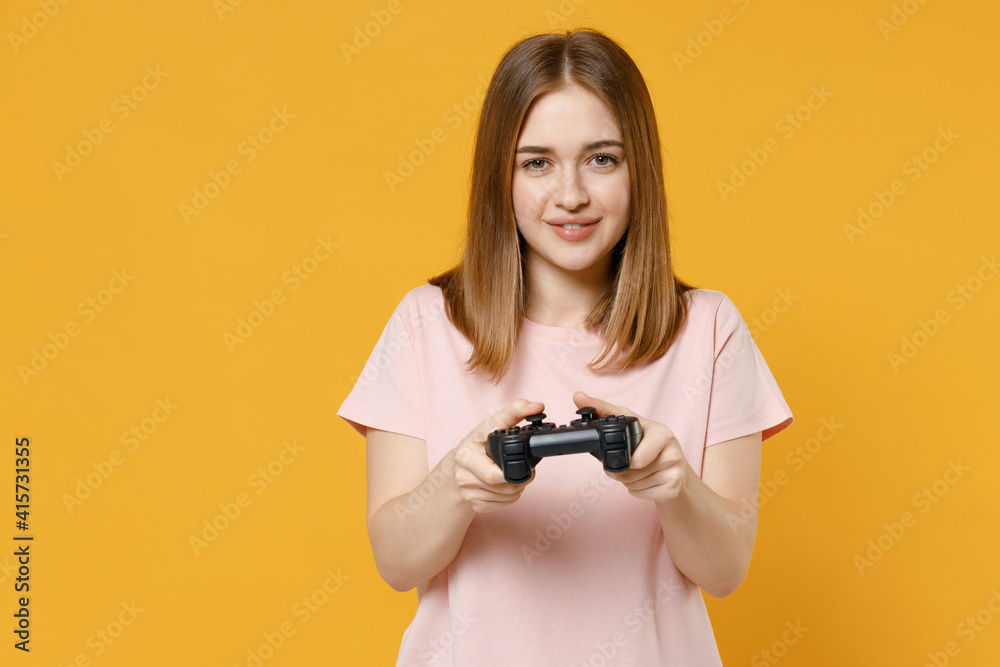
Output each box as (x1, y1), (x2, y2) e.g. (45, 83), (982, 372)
(652, 431), (761, 598)
(365, 399), (544, 592)
(366, 430), (475, 592)
(574, 391), (762, 598)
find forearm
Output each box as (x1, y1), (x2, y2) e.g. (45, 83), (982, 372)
(368, 449), (477, 592)
(656, 460), (757, 598)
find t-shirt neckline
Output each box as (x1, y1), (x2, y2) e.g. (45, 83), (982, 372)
(520, 317), (602, 342)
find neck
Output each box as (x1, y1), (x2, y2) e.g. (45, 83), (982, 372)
(523, 253), (612, 329)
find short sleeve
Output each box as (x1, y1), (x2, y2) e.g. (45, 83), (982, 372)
(337, 293), (425, 441)
(704, 295), (793, 445)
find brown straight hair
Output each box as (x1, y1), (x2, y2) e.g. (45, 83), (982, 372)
(430, 28), (693, 382)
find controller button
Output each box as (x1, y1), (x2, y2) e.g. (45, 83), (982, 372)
(525, 413), (547, 427)
(503, 442), (526, 456)
(605, 448), (629, 471)
(605, 431), (626, 444)
(506, 460), (530, 482)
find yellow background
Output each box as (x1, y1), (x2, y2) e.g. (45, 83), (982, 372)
(2, 0), (998, 664)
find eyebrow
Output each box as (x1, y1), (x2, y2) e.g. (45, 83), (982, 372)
(515, 139), (624, 154)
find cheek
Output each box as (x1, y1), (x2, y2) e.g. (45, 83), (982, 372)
(596, 174), (630, 218)
(512, 178), (548, 220)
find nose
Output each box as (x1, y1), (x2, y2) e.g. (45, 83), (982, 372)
(551, 167), (589, 210)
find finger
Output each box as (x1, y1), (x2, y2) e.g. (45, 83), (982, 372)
(484, 460), (537, 488)
(619, 470), (671, 493)
(572, 391), (641, 420)
(463, 485), (527, 502)
(632, 429), (683, 471)
(606, 467), (644, 486)
(623, 448), (673, 476)
(628, 436), (664, 471)
(470, 496), (522, 513)
(459, 446), (536, 488)
(629, 443), (652, 471)
(478, 462), (528, 488)
(473, 399), (545, 442)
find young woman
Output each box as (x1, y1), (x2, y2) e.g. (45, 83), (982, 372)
(339, 28), (792, 666)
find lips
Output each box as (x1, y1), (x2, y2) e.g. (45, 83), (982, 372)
(546, 217), (600, 242)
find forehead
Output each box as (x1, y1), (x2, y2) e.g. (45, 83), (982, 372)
(517, 85), (621, 143)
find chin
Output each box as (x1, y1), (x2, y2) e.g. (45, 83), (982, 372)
(544, 251), (612, 275)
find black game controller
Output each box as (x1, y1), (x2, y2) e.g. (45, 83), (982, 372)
(487, 408), (643, 483)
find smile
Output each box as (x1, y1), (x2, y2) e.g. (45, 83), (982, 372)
(546, 219), (599, 241)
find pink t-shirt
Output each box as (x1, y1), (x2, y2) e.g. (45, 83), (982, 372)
(339, 284), (793, 666)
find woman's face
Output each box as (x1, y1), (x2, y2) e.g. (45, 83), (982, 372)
(511, 84), (630, 280)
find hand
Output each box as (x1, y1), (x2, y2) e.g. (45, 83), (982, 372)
(452, 399), (543, 513)
(573, 391), (692, 503)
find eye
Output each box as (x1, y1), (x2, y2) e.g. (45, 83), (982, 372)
(591, 154), (619, 169)
(521, 158), (550, 173)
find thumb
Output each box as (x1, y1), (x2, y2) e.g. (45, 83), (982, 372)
(476, 399), (545, 441)
(572, 391), (640, 420)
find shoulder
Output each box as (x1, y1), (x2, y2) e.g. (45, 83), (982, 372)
(387, 284), (451, 336)
(683, 288), (743, 325)
(396, 284), (446, 317)
(680, 288), (750, 353)
(383, 283), (443, 315)
(404, 283), (445, 307)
